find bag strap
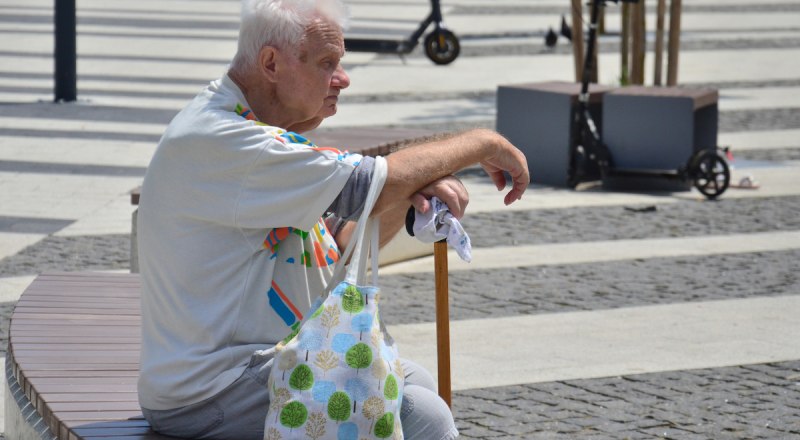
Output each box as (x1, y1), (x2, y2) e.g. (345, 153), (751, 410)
(354, 216), (380, 286)
(325, 156), (387, 293)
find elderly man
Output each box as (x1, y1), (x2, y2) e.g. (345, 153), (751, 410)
(137, 0), (529, 439)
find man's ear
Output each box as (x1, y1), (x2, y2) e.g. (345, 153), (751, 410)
(258, 46), (279, 82)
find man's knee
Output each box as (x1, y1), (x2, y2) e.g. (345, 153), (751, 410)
(400, 384), (459, 440)
(401, 358), (437, 392)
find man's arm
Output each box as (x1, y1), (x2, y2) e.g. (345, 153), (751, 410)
(332, 128), (527, 253)
(372, 128), (529, 216)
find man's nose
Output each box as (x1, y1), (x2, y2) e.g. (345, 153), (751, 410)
(332, 64), (350, 90)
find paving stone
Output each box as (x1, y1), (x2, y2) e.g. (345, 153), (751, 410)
(453, 361), (800, 439)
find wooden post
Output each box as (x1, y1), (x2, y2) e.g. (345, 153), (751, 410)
(570, 0), (584, 83)
(654, 0), (667, 85)
(434, 241), (451, 407)
(620, 2), (631, 85)
(598, 4), (606, 35)
(667, 0), (682, 86)
(631, 0), (646, 85)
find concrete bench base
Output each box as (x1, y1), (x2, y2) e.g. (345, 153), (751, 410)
(5, 356), (58, 440)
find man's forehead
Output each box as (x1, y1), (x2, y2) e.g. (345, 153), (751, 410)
(301, 17), (344, 55)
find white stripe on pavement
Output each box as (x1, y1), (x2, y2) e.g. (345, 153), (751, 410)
(460, 161), (800, 215)
(0, 275), (37, 303)
(0, 172), (142, 220)
(381, 230), (800, 275)
(0, 136), (156, 167)
(0, 117), (166, 137)
(721, 129), (800, 151)
(0, 233), (45, 261)
(392, 295), (800, 391)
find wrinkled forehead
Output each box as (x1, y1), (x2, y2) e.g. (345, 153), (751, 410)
(297, 16), (345, 60)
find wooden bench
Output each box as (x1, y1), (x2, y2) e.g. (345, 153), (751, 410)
(6, 272), (177, 440)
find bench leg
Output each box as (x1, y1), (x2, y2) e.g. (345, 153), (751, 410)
(131, 208), (139, 273)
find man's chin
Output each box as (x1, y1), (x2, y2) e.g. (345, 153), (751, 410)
(324, 104), (338, 117)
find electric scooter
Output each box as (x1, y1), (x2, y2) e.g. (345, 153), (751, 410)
(344, 0), (460, 65)
(568, 0), (730, 199)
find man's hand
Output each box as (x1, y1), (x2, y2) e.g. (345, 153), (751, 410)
(409, 175), (469, 219)
(479, 132), (530, 206)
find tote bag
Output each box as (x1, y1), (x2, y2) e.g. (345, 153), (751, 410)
(264, 156), (404, 440)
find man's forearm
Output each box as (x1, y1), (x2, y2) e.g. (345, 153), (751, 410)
(372, 128), (527, 216)
(374, 130), (491, 213)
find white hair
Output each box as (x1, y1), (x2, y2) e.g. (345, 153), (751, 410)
(231, 0), (348, 71)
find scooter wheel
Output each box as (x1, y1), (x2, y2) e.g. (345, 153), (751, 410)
(424, 29), (460, 65)
(689, 149), (730, 200)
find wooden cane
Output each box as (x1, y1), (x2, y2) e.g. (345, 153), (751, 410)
(433, 239), (451, 407)
(406, 208), (452, 407)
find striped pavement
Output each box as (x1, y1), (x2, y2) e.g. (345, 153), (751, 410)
(1, 0), (799, 438)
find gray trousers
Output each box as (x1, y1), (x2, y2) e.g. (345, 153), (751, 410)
(142, 349), (459, 440)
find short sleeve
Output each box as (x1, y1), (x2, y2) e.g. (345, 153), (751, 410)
(235, 136), (362, 232)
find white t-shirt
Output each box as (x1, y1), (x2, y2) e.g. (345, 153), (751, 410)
(137, 74), (363, 410)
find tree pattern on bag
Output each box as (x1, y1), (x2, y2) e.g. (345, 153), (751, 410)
(345, 343), (372, 373)
(320, 305), (340, 337)
(327, 391), (351, 423)
(280, 401), (308, 431)
(393, 360), (404, 378)
(278, 350), (297, 380)
(313, 349), (338, 377)
(345, 377), (370, 413)
(264, 427), (282, 440)
(264, 282), (403, 439)
(371, 359), (388, 390)
(384, 375), (398, 400)
(342, 286), (364, 314)
(351, 313), (373, 341)
(373, 413), (394, 438)
(298, 329), (324, 361)
(362, 396), (384, 432)
(312, 380), (336, 403)
(270, 388), (291, 423)
(304, 412), (326, 439)
(289, 364), (314, 391)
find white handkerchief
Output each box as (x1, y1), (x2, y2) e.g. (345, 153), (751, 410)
(412, 197), (472, 262)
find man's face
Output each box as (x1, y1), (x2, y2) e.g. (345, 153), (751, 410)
(276, 18), (348, 126)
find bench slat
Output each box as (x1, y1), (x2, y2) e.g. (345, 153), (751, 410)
(7, 273), (169, 440)
(41, 393), (140, 404)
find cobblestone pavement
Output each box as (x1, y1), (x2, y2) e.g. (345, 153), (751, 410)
(454, 361), (800, 439)
(380, 249), (800, 325)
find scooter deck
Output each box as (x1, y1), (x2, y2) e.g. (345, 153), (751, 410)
(345, 38), (415, 54)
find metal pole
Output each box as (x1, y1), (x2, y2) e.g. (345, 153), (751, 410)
(54, 0), (77, 102)
(580, 0), (601, 95)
